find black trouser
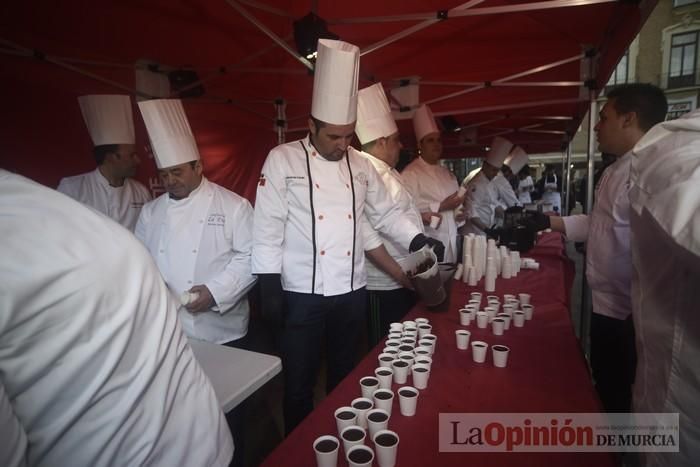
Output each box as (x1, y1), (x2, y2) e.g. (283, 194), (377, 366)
(590, 313), (637, 412)
(223, 333), (252, 467)
(367, 288), (417, 347)
(280, 288), (367, 435)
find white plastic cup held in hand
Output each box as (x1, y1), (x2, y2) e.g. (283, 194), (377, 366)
(429, 215), (440, 229)
(314, 435), (340, 467)
(471, 341), (489, 363)
(373, 429), (400, 467)
(334, 406), (358, 435)
(513, 311), (526, 327)
(346, 444), (374, 467)
(455, 329), (471, 350)
(398, 386), (419, 416)
(492, 344), (510, 368)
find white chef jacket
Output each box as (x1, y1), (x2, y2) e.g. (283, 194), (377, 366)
(0, 170), (232, 467)
(517, 175), (534, 204)
(358, 151), (424, 290)
(401, 156), (461, 262)
(57, 168), (151, 231)
(136, 177), (256, 344)
(461, 170), (498, 235)
(252, 136), (422, 296)
(561, 152), (633, 321)
(492, 172), (520, 209)
(628, 111), (700, 467)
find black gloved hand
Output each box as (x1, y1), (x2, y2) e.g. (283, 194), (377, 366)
(484, 227), (502, 240)
(257, 273), (286, 327)
(409, 234), (446, 262)
(520, 211), (551, 232)
(505, 205), (524, 214)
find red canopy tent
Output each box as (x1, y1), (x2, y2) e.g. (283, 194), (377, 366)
(0, 0), (656, 201)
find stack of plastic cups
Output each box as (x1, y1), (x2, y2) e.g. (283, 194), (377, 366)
(467, 266), (478, 286)
(485, 257), (497, 292)
(501, 254), (512, 279)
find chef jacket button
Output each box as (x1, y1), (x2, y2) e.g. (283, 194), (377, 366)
(320, 250), (325, 256)
(187, 280), (192, 284)
(315, 183), (320, 189)
(318, 214), (324, 220)
(312, 151), (317, 157)
(159, 249), (164, 253)
(347, 214), (352, 219)
(192, 249), (197, 253)
(347, 251), (351, 256)
(346, 184), (350, 188)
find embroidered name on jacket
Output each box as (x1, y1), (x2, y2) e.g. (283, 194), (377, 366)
(354, 172), (368, 186)
(207, 214), (225, 226)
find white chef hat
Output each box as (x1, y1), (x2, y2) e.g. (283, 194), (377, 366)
(311, 39), (360, 125)
(413, 104), (439, 143)
(138, 99), (200, 169)
(78, 95), (135, 146)
(485, 136), (513, 168)
(504, 146), (529, 174)
(356, 83), (398, 145)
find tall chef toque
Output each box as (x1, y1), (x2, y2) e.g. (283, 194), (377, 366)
(356, 83), (398, 145)
(485, 136), (513, 168)
(311, 39), (360, 125)
(78, 95), (135, 146)
(412, 104), (439, 143)
(138, 99), (200, 169)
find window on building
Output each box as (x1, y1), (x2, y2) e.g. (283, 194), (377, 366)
(669, 31), (698, 88)
(673, 0), (700, 7)
(607, 50), (629, 87)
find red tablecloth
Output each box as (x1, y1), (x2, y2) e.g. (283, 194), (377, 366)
(261, 233), (616, 466)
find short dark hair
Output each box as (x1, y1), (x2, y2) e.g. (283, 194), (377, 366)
(310, 116), (326, 135)
(93, 144), (119, 165)
(606, 83), (667, 132)
(361, 137), (384, 153)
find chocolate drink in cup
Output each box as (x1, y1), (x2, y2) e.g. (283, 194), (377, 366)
(337, 410), (355, 420)
(375, 432), (398, 447)
(361, 377), (378, 387)
(399, 388), (417, 397)
(315, 439), (338, 452)
(353, 400), (372, 410)
(342, 427), (364, 442)
(348, 447), (373, 463)
(367, 411), (388, 423)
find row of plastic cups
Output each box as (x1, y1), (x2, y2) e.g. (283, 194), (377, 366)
(336, 386), (420, 434)
(314, 428), (400, 467)
(459, 305), (533, 328)
(455, 333), (511, 367)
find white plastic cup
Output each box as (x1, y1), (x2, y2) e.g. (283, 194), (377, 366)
(519, 293), (531, 306)
(378, 353), (395, 368)
(346, 444), (374, 467)
(522, 304), (534, 320)
(398, 386), (419, 416)
(476, 311), (488, 329)
(411, 363), (431, 389)
(414, 355), (432, 370)
(402, 320), (416, 329)
(503, 294), (515, 301)
(314, 435), (340, 467)
(496, 313), (511, 330)
(389, 322), (403, 332)
(387, 331), (402, 340)
(397, 352), (415, 368)
(391, 359), (410, 384)
(429, 215), (440, 229)
(415, 317), (429, 326)
(501, 304), (515, 317)
(382, 347), (398, 356)
(417, 324), (432, 339)
(506, 298), (520, 308)
(334, 406), (357, 436)
(470, 292), (482, 303)
(385, 339), (401, 349)
(340, 425), (366, 454)
(492, 344), (510, 368)
(459, 309), (471, 326)
(366, 408), (390, 439)
(360, 376), (380, 399)
(351, 397), (374, 429)
(418, 339), (434, 355)
(374, 367), (394, 390)
(414, 345), (431, 357)
(373, 429), (400, 467)
(486, 295), (499, 303)
(372, 388), (394, 416)
(471, 341), (489, 363)
(484, 305), (497, 322)
(513, 311), (526, 327)
(491, 318), (505, 336)
(455, 329), (471, 350)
